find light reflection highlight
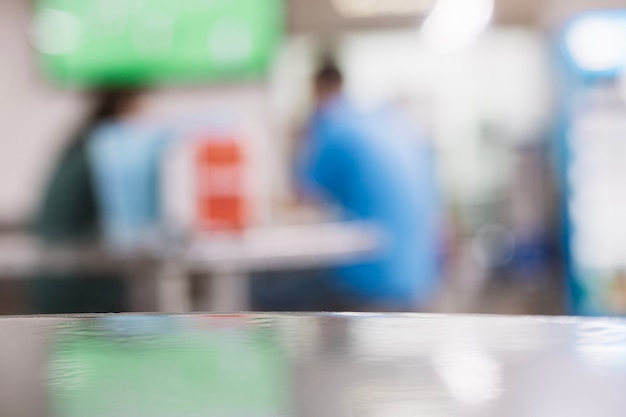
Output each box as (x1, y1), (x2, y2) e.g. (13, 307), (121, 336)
(434, 343), (502, 405)
(34, 9), (83, 55)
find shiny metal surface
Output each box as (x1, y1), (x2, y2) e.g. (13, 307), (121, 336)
(1, 313), (626, 417)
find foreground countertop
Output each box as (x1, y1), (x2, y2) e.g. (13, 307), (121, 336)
(1, 312), (625, 417)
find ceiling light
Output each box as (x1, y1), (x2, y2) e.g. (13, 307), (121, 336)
(421, 0), (493, 52)
(331, 0), (436, 18)
(565, 14), (626, 73)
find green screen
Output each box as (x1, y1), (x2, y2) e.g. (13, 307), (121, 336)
(35, 0), (284, 86)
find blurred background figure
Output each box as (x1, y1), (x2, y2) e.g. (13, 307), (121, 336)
(288, 61), (441, 311)
(32, 90), (142, 314)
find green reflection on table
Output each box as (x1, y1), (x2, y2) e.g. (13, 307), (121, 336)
(47, 316), (290, 417)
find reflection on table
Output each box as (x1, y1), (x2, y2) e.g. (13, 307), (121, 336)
(1, 313), (626, 417)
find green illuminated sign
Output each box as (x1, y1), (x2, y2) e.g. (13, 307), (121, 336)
(35, 0), (284, 86)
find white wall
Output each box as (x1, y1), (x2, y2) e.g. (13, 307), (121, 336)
(0, 0), (87, 224)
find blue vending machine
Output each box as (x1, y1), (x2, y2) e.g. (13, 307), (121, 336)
(559, 10), (626, 315)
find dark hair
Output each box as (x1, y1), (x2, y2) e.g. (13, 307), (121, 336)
(314, 63), (343, 88)
(69, 89), (142, 149)
(88, 89), (142, 124)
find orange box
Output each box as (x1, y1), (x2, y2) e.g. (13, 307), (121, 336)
(195, 139), (247, 232)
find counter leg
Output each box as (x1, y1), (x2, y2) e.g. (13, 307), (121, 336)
(156, 261), (192, 313)
(206, 268), (249, 312)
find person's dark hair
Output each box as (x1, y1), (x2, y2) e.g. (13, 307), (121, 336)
(69, 88), (142, 149)
(314, 63), (343, 89)
(88, 89), (142, 124)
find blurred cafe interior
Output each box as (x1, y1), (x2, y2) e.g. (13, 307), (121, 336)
(1, 0), (626, 317)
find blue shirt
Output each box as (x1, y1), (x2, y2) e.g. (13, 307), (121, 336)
(87, 121), (171, 249)
(300, 98), (440, 307)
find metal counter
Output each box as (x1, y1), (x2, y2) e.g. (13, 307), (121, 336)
(1, 313), (626, 416)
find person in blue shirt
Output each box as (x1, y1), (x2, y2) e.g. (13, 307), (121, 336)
(252, 63), (441, 312)
(297, 63), (441, 311)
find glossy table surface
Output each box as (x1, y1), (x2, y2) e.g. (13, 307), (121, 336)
(1, 312), (626, 417)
